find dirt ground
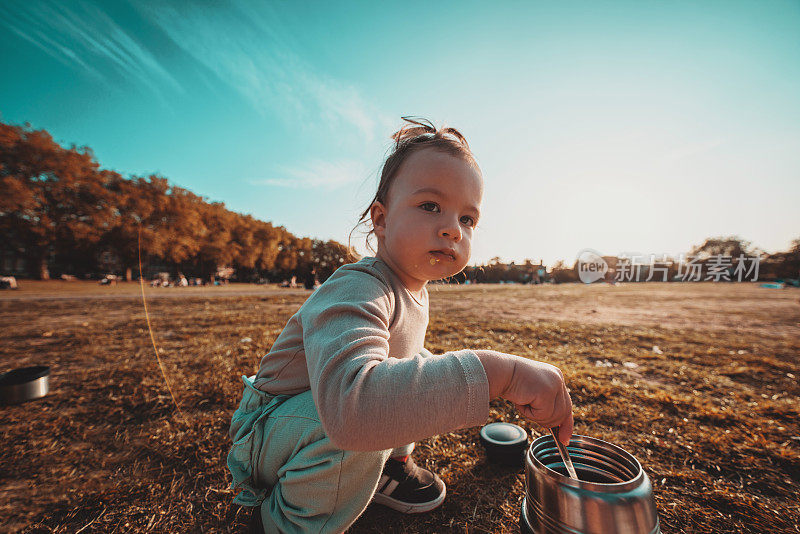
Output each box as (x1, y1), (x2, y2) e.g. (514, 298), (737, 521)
(1, 281), (798, 533)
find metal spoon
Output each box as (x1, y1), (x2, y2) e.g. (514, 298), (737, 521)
(550, 426), (579, 480)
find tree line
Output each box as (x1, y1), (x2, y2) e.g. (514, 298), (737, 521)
(2, 119), (797, 285)
(0, 120), (350, 282)
(546, 236), (800, 284)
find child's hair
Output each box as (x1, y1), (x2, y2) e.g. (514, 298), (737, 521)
(348, 117), (479, 258)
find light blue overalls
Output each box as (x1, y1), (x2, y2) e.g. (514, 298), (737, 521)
(227, 375), (413, 533)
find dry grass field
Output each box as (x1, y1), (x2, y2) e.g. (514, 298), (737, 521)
(1, 281), (798, 533)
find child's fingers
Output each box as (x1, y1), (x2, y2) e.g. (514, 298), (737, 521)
(517, 384), (572, 428)
(516, 403), (538, 422)
(557, 414), (574, 446)
(547, 383), (571, 426)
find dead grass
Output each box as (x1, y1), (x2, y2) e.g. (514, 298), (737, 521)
(1, 281), (798, 533)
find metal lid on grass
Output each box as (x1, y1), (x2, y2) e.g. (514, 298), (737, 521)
(0, 366), (50, 405)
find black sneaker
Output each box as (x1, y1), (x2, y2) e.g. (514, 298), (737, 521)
(371, 456), (446, 513)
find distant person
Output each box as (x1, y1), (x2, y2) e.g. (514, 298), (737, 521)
(303, 268), (318, 290)
(0, 276), (17, 289)
(227, 118), (573, 533)
(280, 276), (298, 288)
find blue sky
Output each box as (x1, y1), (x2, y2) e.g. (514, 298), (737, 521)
(1, 0), (799, 266)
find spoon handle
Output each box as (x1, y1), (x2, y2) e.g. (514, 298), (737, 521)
(550, 427), (579, 480)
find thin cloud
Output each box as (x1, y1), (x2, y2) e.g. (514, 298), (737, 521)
(663, 138), (726, 163)
(0, 1), (183, 101)
(136, 1), (386, 141)
(250, 159), (371, 190)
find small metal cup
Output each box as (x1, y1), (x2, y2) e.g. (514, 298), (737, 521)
(521, 434), (661, 534)
(0, 366), (50, 405)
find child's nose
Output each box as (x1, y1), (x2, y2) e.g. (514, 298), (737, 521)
(439, 220), (462, 242)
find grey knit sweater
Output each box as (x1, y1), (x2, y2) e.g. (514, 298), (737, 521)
(253, 257), (490, 451)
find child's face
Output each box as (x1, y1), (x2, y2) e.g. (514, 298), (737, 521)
(371, 148), (483, 293)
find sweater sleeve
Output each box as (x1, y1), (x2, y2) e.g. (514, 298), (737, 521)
(300, 270), (490, 451)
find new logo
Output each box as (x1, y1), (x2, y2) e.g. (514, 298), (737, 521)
(576, 249), (608, 284)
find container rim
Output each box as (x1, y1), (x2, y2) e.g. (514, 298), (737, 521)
(480, 422), (527, 446)
(0, 366), (50, 387)
(527, 434), (645, 491)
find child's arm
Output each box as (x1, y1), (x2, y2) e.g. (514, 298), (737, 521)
(301, 270), (489, 451)
(475, 350), (574, 446)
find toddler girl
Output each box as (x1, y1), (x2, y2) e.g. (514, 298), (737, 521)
(228, 118), (573, 533)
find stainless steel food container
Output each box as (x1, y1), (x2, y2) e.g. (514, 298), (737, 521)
(521, 434), (660, 534)
(0, 366), (50, 405)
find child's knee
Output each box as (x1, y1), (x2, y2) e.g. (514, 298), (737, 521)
(264, 446), (390, 533)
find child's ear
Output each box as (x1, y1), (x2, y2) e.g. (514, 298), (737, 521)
(370, 201), (387, 238)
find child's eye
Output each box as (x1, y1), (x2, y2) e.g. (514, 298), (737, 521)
(460, 215), (476, 227)
(419, 202), (439, 212)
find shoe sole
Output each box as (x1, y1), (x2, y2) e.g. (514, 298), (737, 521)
(372, 485), (446, 514)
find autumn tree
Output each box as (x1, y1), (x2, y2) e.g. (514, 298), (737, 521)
(689, 236), (755, 260)
(310, 239), (349, 281)
(101, 172), (172, 280)
(550, 259), (579, 283)
(0, 122), (113, 279)
(230, 214), (260, 281)
(273, 231), (299, 276)
(762, 236), (800, 281)
(191, 200), (234, 278)
(1, 118), (372, 282)
(292, 236), (315, 278)
(253, 220), (280, 273)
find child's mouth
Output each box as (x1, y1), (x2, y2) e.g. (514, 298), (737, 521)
(429, 251), (455, 263)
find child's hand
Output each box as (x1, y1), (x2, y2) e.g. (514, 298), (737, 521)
(504, 358), (574, 446)
(476, 350), (574, 446)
